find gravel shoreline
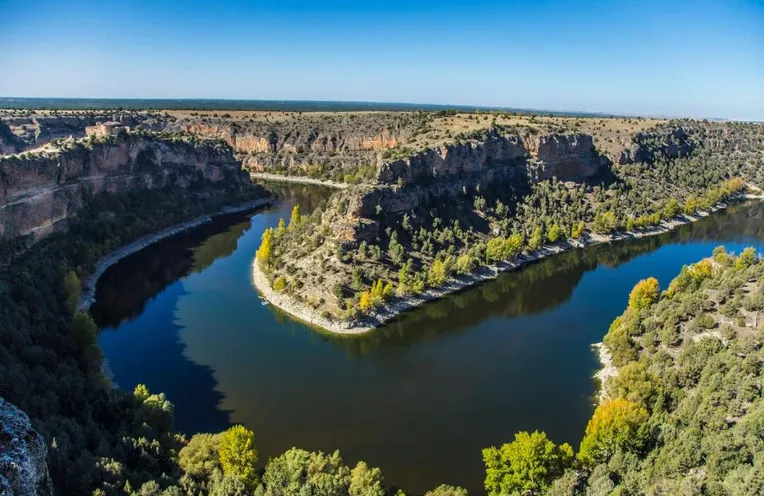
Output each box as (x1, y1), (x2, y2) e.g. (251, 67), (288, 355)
(79, 197), (272, 310)
(250, 172), (348, 189)
(253, 194), (764, 336)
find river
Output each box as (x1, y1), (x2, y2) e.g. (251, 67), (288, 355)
(93, 184), (764, 494)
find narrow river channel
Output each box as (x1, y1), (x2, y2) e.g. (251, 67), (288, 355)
(93, 183), (764, 494)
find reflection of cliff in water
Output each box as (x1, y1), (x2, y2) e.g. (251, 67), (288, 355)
(91, 215), (252, 328)
(329, 200), (764, 356)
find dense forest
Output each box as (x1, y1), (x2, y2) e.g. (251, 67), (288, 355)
(3, 116), (764, 495)
(257, 120), (764, 321)
(0, 178), (271, 495)
(482, 247), (764, 495)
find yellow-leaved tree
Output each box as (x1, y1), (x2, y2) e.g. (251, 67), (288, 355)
(256, 228), (273, 265)
(289, 205), (301, 231)
(627, 277), (659, 311)
(578, 398), (649, 465)
(219, 424), (259, 491)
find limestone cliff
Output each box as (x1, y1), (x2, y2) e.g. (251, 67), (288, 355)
(0, 132), (249, 238)
(327, 128), (609, 243)
(0, 113), (168, 154)
(167, 113), (414, 181)
(0, 397), (52, 496)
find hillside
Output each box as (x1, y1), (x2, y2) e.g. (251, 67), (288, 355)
(161, 111), (664, 183)
(254, 119), (764, 330)
(475, 248), (764, 496)
(0, 129), (255, 240)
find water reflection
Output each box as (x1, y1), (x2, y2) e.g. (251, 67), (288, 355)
(319, 201), (764, 356)
(96, 197), (764, 494)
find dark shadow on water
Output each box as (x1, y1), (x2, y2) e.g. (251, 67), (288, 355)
(99, 282), (232, 434)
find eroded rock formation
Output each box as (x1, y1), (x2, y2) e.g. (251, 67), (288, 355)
(0, 113), (168, 154)
(0, 133), (248, 238)
(0, 397), (52, 496)
(327, 128), (610, 243)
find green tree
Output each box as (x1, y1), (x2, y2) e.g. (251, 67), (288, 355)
(663, 198), (681, 218)
(71, 311), (98, 350)
(571, 221), (585, 239)
(593, 211), (617, 234)
(483, 431), (573, 496)
(219, 425), (259, 491)
(263, 448), (350, 496)
(734, 247), (757, 270)
(425, 485), (468, 496)
(349, 461), (385, 496)
(547, 224), (562, 243)
(528, 226), (544, 251)
(428, 258), (448, 286)
(578, 398), (649, 465)
(179, 433), (222, 481)
(62, 270), (81, 313)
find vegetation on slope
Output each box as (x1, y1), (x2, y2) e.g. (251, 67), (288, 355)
(481, 247), (764, 495)
(0, 178), (267, 495)
(258, 120), (763, 321)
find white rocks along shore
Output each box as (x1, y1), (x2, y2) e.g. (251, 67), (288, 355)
(253, 195), (763, 336)
(250, 172), (348, 189)
(79, 197), (272, 310)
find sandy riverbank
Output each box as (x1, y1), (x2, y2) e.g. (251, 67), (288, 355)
(253, 193), (764, 336)
(250, 172), (348, 189)
(79, 197), (272, 310)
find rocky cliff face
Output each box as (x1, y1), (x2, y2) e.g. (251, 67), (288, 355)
(0, 113), (168, 154)
(167, 114), (411, 180)
(377, 129), (604, 186)
(328, 129), (609, 243)
(0, 133), (247, 238)
(0, 398), (52, 496)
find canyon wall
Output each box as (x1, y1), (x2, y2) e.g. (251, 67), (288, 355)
(0, 133), (248, 238)
(326, 129), (609, 243)
(0, 113), (168, 154)
(168, 114), (410, 179)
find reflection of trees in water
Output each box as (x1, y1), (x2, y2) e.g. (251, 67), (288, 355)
(256, 181), (336, 215)
(93, 217), (252, 328)
(328, 200), (764, 356)
(92, 185), (336, 329)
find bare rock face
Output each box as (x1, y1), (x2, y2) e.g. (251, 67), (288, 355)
(0, 397), (52, 496)
(0, 133), (248, 238)
(377, 130), (604, 187)
(326, 129), (610, 244)
(0, 113), (168, 152)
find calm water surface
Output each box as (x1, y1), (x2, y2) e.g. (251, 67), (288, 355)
(94, 187), (764, 494)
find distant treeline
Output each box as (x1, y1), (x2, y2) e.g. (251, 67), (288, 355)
(0, 97), (619, 116)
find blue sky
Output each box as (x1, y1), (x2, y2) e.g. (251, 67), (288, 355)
(0, 0), (762, 120)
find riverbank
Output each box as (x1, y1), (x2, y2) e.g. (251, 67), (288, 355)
(250, 172), (348, 189)
(80, 197), (272, 310)
(593, 343), (615, 404)
(253, 193), (764, 335)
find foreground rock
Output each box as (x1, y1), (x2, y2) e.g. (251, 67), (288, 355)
(0, 397), (52, 496)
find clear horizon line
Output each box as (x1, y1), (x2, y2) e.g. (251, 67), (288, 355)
(1, 96), (757, 122)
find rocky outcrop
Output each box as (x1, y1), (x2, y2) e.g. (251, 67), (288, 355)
(167, 114), (410, 180)
(377, 129), (604, 186)
(0, 397), (52, 496)
(0, 113), (168, 153)
(329, 129), (609, 243)
(0, 133), (249, 238)
(617, 125), (697, 165)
